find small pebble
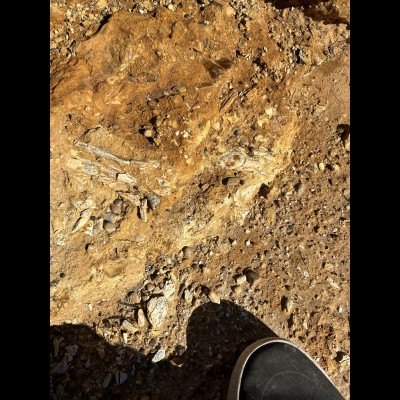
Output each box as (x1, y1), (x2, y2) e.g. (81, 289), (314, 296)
(182, 246), (194, 259)
(246, 270), (260, 284)
(117, 173), (135, 184)
(212, 121), (221, 130)
(103, 212), (119, 224)
(115, 370), (128, 385)
(152, 348), (166, 363)
(137, 309), (146, 327)
(191, 261), (199, 269)
(143, 129), (153, 138)
(208, 291), (220, 304)
(318, 162), (325, 171)
(328, 279), (340, 290)
(283, 297), (294, 312)
(147, 194), (160, 210)
(139, 199), (148, 222)
(231, 285), (242, 294)
(222, 177), (240, 186)
(201, 246), (208, 254)
(245, 240), (251, 246)
(110, 202), (122, 214)
(234, 275), (247, 285)
(344, 135), (350, 152)
(103, 221), (116, 233)
(146, 283), (155, 291)
(335, 351), (350, 365)
(183, 289), (193, 303)
(122, 320), (138, 333)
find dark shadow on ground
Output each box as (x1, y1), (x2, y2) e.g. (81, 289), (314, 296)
(50, 300), (277, 399)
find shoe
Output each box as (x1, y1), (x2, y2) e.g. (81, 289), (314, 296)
(227, 337), (345, 399)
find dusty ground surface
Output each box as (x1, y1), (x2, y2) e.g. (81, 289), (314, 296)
(50, 0), (350, 399)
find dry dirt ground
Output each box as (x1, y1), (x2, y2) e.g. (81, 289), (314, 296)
(50, 1), (350, 399)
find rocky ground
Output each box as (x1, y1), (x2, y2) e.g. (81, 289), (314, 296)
(50, 0), (350, 399)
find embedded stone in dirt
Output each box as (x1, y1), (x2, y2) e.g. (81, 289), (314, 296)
(245, 270), (260, 284)
(234, 274), (247, 285)
(162, 280), (175, 299)
(222, 177), (240, 186)
(335, 351), (350, 365)
(147, 296), (168, 328)
(282, 296), (294, 313)
(208, 291), (221, 304)
(121, 320), (138, 334)
(137, 308), (146, 327)
(182, 246), (194, 259)
(103, 220), (116, 233)
(183, 289), (193, 304)
(151, 348), (166, 363)
(115, 371), (128, 385)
